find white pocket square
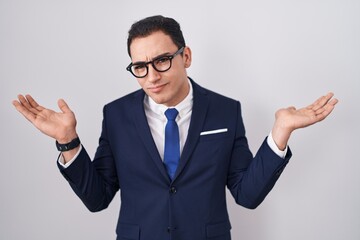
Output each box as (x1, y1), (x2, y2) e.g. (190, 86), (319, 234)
(200, 128), (228, 136)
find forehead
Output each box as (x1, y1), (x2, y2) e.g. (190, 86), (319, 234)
(130, 31), (178, 62)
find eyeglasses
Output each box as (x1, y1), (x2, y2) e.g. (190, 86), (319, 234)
(126, 47), (184, 78)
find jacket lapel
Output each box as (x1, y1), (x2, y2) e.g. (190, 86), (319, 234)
(173, 80), (209, 181)
(131, 80), (210, 183)
(131, 90), (170, 182)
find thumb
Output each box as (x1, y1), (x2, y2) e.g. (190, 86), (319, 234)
(57, 99), (72, 113)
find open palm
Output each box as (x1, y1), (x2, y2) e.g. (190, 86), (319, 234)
(13, 95), (77, 142)
(275, 92), (338, 132)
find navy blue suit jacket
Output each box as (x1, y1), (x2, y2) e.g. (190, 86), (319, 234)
(58, 79), (291, 240)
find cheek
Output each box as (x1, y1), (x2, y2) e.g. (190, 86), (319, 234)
(136, 79), (146, 88)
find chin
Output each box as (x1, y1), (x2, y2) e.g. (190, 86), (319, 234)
(150, 95), (167, 105)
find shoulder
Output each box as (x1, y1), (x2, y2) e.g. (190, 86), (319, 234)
(104, 89), (144, 111)
(191, 79), (240, 107)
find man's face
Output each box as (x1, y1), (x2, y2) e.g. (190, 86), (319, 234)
(129, 31), (192, 107)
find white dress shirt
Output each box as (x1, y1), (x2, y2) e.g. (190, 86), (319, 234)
(59, 80), (287, 167)
(143, 80), (193, 161)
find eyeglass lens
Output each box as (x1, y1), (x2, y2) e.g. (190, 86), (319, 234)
(131, 56), (172, 78)
(127, 47), (184, 78)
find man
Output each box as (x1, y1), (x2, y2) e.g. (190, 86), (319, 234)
(13, 15), (338, 240)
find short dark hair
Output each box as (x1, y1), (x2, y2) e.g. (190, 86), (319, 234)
(127, 15), (186, 57)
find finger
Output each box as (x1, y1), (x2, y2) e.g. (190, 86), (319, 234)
(25, 94), (39, 107)
(25, 95), (45, 111)
(26, 94), (47, 113)
(58, 99), (72, 113)
(315, 107), (326, 115)
(12, 99), (36, 123)
(25, 94), (45, 111)
(315, 99), (337, 121)
(315, 97), (339, 115)
(311, 92), (335, 111)
(307, 96), (324, 111)
(328, 97), (339, 106)
(17, 94), (32, 110)
(19, 94), (42, 115)
(316, 106), (334, 121)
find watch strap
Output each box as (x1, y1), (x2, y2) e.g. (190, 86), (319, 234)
(56, 137), (80, 151)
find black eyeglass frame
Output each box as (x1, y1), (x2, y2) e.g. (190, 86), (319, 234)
(126, 47), (185, 78)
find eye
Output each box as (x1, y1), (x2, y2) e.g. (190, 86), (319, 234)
(133, 64), (146, 70)
(154, 57), (170, 65)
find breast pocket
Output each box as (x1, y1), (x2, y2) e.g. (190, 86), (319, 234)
(191, 130), (233, 172)
(199, 129), (230, 142)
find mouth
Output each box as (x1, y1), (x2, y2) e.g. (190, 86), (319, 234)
(148, 83), (167, 93)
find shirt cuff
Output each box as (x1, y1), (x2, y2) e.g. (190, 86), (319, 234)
(57, 145), (82, 168)
(267, 131), (288, 159)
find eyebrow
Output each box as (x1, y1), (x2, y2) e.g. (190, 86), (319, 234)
(132, 52), (172, 65)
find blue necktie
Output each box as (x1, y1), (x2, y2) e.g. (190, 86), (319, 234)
(164, 108), (180, 180)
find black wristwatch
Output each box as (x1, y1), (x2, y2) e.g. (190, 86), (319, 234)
(56, 137), (81, 151)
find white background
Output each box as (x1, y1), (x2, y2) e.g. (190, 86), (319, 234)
(1, 0), (359, 239)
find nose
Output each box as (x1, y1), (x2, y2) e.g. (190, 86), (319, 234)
(147, 64), (161, 83)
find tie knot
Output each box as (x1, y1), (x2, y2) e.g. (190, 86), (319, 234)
(165, 108), (178, 121)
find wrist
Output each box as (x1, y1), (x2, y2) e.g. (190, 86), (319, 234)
(56, 131), (78, 144)
(56, 137), (80, 152)
(271, 123), (292, 151)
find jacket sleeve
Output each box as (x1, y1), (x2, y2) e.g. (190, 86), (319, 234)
(227, 101), (292, 209)
(57, 106), (119, 212)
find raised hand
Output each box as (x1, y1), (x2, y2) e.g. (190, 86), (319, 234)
(271, 92), (338, 150)
(13, 94), (78, 143)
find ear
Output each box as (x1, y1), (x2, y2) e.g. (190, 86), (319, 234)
(183, 46), (192, 68)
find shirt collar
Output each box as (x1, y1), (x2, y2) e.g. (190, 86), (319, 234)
(145, 79), (193, 120)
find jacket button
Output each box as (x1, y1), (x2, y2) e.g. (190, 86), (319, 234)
(170, 186), (177, 194)
(167, 226), (177, 232)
